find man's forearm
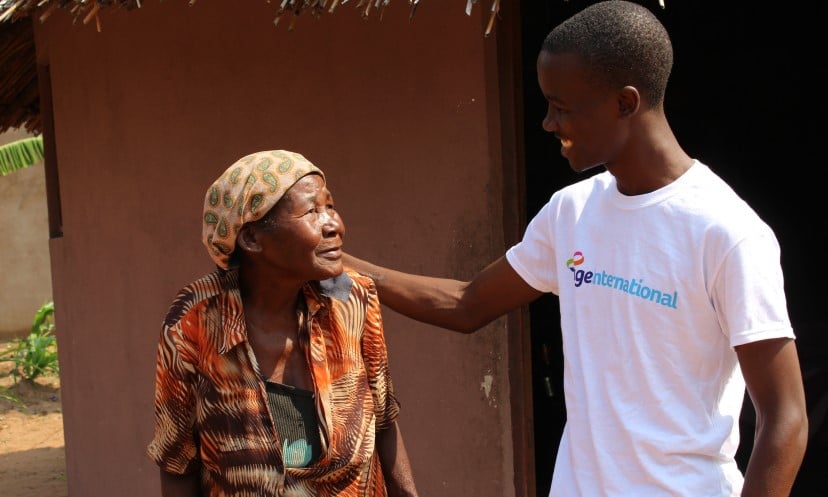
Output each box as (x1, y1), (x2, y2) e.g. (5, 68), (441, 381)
(343, 253), (477, 332)
(737, 338), (809, 497)
(741, 413), (808, 497)
(344, 253), (543, 333)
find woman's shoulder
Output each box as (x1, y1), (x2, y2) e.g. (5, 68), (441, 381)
(312, 269), (380, 310)
(163, 268), (237, 329)
(343, 267), (374, 289)
(343, 267), (384, 301)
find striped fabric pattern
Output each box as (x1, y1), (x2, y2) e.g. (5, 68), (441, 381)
(147, 268), (400, 497)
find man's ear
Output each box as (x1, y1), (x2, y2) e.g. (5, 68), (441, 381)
(618, 86), (640, 117)
(236, 225), (262, 255)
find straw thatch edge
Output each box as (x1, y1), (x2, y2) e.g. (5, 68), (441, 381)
(0, 0), (502, 34)
(0, 1), (503, 134)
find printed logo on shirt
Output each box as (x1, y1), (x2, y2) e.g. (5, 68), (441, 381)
(567, 251), (678, 309)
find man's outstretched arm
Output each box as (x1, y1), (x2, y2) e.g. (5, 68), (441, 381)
(343, 254), (543, 333)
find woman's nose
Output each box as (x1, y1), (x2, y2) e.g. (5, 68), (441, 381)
(321, 211), (344, 237)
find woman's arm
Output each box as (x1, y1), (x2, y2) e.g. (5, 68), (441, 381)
(149, 315), (203, 497)
(160, 469), (202, 497)
(376, 420), (419, 497)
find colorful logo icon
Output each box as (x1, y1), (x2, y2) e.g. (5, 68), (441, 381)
(566, 251), (584, 272)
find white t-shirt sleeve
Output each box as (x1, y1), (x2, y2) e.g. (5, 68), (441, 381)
(505, 201), (559, 294)
(712, 226), (794, 347)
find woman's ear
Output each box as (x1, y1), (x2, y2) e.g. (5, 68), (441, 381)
(618, 86), (641, 117)
(236, 224), (262, 255)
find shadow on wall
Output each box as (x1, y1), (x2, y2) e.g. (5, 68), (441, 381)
(0, 128), (53, 340)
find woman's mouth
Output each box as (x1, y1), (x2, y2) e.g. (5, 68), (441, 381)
(318, 246), (342, 259)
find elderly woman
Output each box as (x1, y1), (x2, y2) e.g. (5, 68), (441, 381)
(147, 150), (418, 497)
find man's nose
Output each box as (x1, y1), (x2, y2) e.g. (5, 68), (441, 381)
(542, 113), (558, 133)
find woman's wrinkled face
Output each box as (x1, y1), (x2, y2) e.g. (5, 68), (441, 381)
(253, 174), (345, 282)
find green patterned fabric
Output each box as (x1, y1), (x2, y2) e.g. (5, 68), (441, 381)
(0, 136), (44, 176)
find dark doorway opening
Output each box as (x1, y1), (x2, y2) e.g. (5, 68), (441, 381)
(519, 2), (827, 496)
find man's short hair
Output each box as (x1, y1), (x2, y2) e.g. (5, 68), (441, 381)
(542, 0), (673, 107)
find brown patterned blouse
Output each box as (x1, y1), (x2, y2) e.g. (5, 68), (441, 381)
(147, 268), (400, 497)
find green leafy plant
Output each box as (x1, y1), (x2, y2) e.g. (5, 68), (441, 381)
(0, 136), (44, 176)
(0, 385), (23, 406)
(0, 301), (59, 383)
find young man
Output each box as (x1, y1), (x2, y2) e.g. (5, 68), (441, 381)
(344, 1), (808, 496)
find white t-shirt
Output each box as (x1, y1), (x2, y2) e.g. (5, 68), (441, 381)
(506, 161), (793, 497)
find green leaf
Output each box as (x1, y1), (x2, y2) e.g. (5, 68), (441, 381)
(0, 136), (44, 176)
(3, 301), (59, 383)
(31, 301), (55, 335)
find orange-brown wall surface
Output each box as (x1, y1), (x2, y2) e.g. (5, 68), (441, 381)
(34, 3), (525, 497)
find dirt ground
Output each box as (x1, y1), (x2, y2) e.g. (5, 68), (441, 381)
(0, 341), (67, 497)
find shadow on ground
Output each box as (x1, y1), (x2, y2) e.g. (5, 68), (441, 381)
(0, 447), (67, 497)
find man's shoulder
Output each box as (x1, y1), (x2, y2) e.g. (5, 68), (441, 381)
(683, 162), (771, 233)
(559, 170), (613, 197)
(533, 170), (612, 214)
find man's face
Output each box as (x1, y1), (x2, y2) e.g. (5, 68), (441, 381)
(536, 50), (628, 173)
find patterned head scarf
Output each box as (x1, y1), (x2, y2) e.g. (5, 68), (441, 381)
(202, 150), (324, 269)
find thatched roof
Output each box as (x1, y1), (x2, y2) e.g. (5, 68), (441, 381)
(0, 18), (38, 134)
(0, 0), (502, 135)
(0, 1), (502, 31)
